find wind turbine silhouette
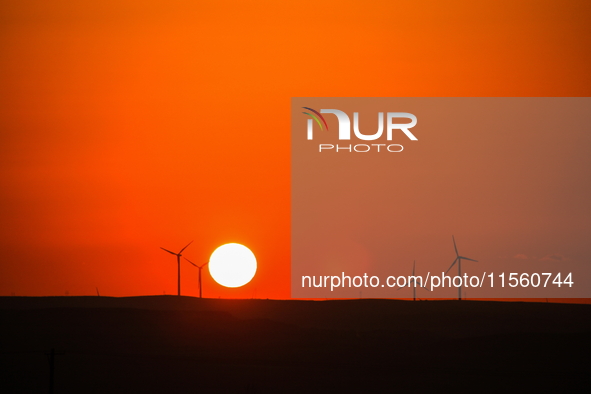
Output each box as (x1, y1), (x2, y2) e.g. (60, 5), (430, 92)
(160, 241), (193, 296)
(184, 257), (209, 299)
(446, 236), (478, 300)
(397, 260), (430, 301)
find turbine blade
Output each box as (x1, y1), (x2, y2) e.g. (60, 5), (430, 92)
(179, 240), (193, 254)
(421, 286), (432, 291)
(199, 261), (210, 268)
(452, 235), (459, 257)
(160, 247), (178, 255)
(445, 258), (458, 274)
(184, 257), (198, 267)
(460, 257), (478, 262)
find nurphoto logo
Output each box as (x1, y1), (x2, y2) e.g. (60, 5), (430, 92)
(302, 107), (418, 153)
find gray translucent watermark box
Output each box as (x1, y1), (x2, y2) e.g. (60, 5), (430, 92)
(291, 98), (591, 299)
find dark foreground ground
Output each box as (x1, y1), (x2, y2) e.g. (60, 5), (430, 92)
(1, 296), (590, 393)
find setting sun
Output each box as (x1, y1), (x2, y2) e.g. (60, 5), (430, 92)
(209, 243), (257, 288)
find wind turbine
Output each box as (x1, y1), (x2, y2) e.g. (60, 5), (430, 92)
(446, 236), (478, 300)
(160, 241), (193, 296)
(184, 257), (209, 299)
(397, 260), (430, 301)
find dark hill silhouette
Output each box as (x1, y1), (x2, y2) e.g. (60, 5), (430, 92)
(1, 297), (590, 393)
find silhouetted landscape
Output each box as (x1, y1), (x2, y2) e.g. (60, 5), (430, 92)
(1, 297), (590, 393)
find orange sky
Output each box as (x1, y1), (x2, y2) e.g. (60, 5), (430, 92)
(1, 0), (590, 299)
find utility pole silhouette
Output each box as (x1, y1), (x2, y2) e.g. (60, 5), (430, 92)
(160, 241), (193, 296)
(46, 348), (64, 394)
(184, 257), (209, 299)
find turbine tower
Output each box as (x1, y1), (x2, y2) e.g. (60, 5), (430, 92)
(397, 260), (430, 301)
(160, 241), (193, 296)
(184, 257), (209, 299)
(446, 236), (478, 300)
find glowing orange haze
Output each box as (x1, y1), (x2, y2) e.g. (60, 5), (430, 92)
(1, 1), (590, 299)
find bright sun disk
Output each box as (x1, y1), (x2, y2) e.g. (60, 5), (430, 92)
(209, 243), (257, 288)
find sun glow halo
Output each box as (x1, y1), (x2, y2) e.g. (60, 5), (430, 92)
(209, 243), (257, 288)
